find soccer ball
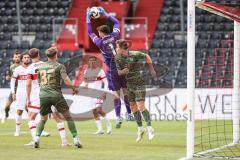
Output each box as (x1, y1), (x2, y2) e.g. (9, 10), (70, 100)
(90, 7), (100, 19)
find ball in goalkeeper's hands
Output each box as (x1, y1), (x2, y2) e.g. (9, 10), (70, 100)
(90, 7), (100, 19)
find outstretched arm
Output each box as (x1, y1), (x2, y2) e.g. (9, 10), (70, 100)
(86, 8), (101, 47)
(98, 7), (120, 39)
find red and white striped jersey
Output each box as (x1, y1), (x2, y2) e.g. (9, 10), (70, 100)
(11, 65), (29, 92)
(81, 67), (108, 91)
(27, 61), (43, 91)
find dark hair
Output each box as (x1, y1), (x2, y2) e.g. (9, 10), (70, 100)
(29, 48), (39, 58)
(97, 25), (111, 35)
(45, 47), (58, 58)
(13, 50), (21, 56)
(116, 39), (132, 50)
(20, 51), (30, 60)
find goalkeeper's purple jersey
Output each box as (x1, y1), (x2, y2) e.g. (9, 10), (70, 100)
(87, 16), (120, 71)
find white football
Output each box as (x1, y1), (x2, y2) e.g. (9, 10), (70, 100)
(90, 7), (100, 19)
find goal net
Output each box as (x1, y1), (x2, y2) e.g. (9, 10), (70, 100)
(184, 1), (240, 159)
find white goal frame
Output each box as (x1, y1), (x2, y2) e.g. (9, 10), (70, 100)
(181, 0), (240, 159)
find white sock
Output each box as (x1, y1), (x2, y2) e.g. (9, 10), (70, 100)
(16, 114), (22, 134)
(95, 120), (103, 131)
(28, 120), (36, 140)
(102, 116), (111, 129)
(57, 122), (67, 144)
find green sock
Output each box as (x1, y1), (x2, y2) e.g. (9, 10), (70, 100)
(133, 110), (143, 127)
(5, 108), (10, 117)
(67, 120), (78, 138)
(142, 110), (151, 126)
(36, 120), (46, 136)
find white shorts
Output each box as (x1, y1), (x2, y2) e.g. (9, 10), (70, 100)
(28, 91), (40, 113)
(92, 98), (104, 109)
(16, 90), (27, 111)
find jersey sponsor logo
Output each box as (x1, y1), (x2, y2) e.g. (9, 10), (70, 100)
(17, 75), (28, 80)
(27, 73), (38, 80)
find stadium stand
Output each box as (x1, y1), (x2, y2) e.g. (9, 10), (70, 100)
(150, 0), (237, 88)
(0, 0), (238, 88)
(0, 0), (83, 87)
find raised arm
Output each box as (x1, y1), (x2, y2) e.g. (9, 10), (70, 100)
(98, 7), (120, 39)
(86, 8), (101, 47)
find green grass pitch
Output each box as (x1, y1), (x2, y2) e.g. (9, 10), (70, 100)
(0, 120), (219, 160)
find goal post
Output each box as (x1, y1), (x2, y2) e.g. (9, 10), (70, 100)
(182, 1), (240, 159)
(186, 0), (196, 159)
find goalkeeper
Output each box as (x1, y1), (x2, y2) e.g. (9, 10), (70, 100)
(115, 39), (156, 142)
(86, 7), (133, 128)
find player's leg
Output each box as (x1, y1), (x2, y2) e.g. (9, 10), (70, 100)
(34, 97), (52, 148)
(112, 90), (123, 128)
(127, 89), (146, 142)
(15, 109), (23, 136)
(107, 71), (123, 128)
(55, 97), (82, 148)
(2, 93), (13, 123)
(136, 89), (154, 141)
(95, 98), (112, 134)
(14, 91), (26, 136)
(92, 108), (104, 135)
(97, 106), (112, 134)
(25, 112), (38, 146)
(34, 114), (48, 148)
(51, 106), (70, 147)
(122, 87), (134, 121)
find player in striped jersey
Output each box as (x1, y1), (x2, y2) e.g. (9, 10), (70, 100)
(10, 52), (30, 136)
(81, 56), (112, 134)
(25, 48), (70, 147)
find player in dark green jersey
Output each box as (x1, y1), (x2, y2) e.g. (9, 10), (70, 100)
(115, 39), (156, 142)
(34, 47), (82, 148)
(1, 51), (21, 123)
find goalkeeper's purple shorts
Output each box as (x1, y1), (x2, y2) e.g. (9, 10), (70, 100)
(106, 70), (127, 91)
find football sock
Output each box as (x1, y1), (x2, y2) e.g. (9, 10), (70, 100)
(103, 116), (111, 128)
(67, 120), (78, 138)
(114, 99), (121, 118)
(36, 120), (46, 137)
(15, 114), (22, 133)
(133, 110), (143, 127)
(57, 122), (67, 144)
(28, 120), (36, 140)
(142, 110), (151, 126)
(95, 120), (103, 131)
(124, 96), (131, 114)
(5, 107), (10, 118)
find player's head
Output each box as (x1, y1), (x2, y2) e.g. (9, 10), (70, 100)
(97, 25), (110, 37)
(116, 39), (131, 55)
(45, 47), (58, 61)
(20, 51), (30, 65)
(88, 56), (98, 69)
(29, 48), (40, 60)
(13, 50), (21, 64)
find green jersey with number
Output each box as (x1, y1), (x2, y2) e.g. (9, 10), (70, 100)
(38, 61), (68, 98)
(115, 51), (146, 86)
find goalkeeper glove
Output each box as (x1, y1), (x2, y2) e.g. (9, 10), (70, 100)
(86, 8), (91, 23)
(98, 7), (109, 17)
